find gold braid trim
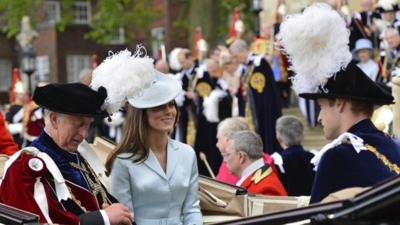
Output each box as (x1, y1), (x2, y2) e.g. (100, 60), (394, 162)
(365, 144), (400, 175)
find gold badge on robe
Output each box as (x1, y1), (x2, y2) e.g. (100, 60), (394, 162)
(249, 72), (266, 94)
(195, 82), (212, 97)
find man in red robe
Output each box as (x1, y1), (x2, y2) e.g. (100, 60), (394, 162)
(223, 130), (287, 196)
(0, 83), (132, 225)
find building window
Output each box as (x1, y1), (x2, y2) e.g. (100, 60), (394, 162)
(44, 1), (61, 24)
(0, 59), (12, 92)
(66, 55), (91, 82)
(36, 55), (50, 82)
(73, 1), (91, 24)
(109, 27), (125, 44)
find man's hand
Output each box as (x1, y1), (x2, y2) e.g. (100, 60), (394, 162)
(103, 203), (132, 225)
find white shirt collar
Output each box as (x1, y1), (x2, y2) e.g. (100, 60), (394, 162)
(236, 158), (264, 186)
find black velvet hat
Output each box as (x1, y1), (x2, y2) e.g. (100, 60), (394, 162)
(299, 62), (394, 105)
(33, 83), (109, 117)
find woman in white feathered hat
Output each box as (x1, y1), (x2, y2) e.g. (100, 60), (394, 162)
(91, 47), (203, 225)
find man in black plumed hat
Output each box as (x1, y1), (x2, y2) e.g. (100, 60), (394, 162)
(278, 3), (400, 204)
(0, 83), (132, 225)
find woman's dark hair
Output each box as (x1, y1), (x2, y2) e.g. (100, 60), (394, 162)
(106, 102), (179, 172)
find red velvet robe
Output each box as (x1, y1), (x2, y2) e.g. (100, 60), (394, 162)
(0, 152), (108, 224)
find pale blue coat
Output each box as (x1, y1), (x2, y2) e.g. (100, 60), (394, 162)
(110, 139), (203, 225)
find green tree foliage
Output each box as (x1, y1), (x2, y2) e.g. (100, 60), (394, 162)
(87, 0), (158, 44)
(173, 0), (254, 49)
(0, 0), (42, 38)
(0, 0), (157, 44)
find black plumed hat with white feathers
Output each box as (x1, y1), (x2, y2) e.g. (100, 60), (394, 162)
(277, 3), (394, 105)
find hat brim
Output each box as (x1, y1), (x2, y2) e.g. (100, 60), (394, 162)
(40, 106), (109, 118)
(127, 71), (182, 109)
(299, 92), (394, 105)
(33, 83), (109, 118)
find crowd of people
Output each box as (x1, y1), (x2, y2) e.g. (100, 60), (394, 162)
(0, 1), (400, 225)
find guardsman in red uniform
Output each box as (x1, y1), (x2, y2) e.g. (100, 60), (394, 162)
(223, 130), (287, 196)
(0, 112), (18, 155)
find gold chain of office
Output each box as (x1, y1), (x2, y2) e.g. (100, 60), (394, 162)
(69, 160), (111, 205)
(365, 144), (400, 175)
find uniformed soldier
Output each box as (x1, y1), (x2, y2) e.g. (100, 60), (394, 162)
(5, 68), (26, 147)
(278, 3), (400, 203)
(229, 39), (283, 154)
(223, 130), (287, 196)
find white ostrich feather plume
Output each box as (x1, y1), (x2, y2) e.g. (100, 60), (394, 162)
(378, 0), (398, 10)
(91, 46), (155, 114)
(277, 3), (352, 94)
(169, 48), (183, 71)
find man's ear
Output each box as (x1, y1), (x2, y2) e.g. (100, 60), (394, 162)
(49, 112), (59, 129)
(336, 99), (347, 113)
(239, 151), (246, 164)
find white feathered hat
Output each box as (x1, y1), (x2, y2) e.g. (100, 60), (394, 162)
(127, 71), (182, 109)
(91, 46), (182, 113)
(90, 47), (156, 114)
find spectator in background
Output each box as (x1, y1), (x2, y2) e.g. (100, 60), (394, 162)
(381, 28), (400, 83)
(155, 59), (170, 74)
(354, 39), (379, 81)
(272, 115), (315, 196)
(223, 130), (287, 196)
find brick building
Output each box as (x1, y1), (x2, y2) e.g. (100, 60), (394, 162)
(0, 0), (188, 104)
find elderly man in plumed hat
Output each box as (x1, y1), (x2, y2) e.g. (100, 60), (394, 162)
(0, 49), (157, 225)
(278, 3), (400, 203)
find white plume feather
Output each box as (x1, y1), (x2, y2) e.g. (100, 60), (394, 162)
(203, 89), (226, 123)
(169, 48), (183, 71)
(378, 0), (398, 10)
(91, 46), (155, 114)
(277, 3), (352, 94)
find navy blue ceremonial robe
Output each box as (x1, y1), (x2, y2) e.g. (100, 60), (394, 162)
(310, 119), (400, 203)
(277, 145), (315, 196)
(247, 56), (282, 154)
(174, 61), (198, 143)
(194, 72), (231, 176)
